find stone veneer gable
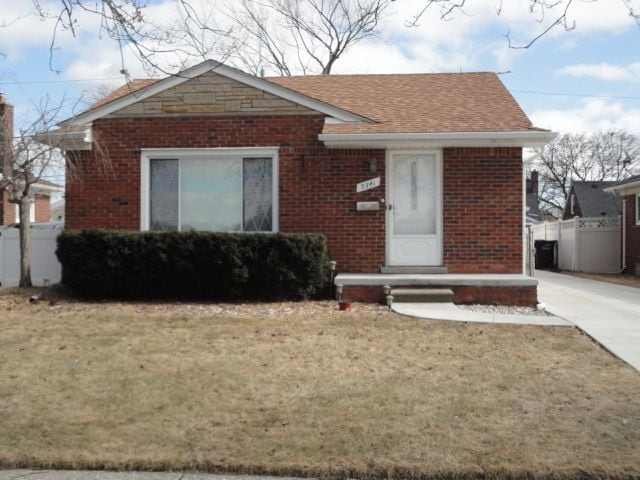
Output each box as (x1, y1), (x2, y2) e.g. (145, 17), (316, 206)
(112, 71), (312, 116)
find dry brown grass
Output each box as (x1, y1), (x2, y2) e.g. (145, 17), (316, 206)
(1, 288), (639, 479)
(565, 271), (640, 289)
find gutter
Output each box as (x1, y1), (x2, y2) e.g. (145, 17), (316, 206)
(318, 130), (558, 148)
(33, 127), (92, 151)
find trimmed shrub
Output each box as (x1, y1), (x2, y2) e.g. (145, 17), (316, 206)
(56, 230), (331, 300)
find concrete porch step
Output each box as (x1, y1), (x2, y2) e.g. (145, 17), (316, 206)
(389, 288), (454, 303)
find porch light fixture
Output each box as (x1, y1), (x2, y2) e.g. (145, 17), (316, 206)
(369, 158), (377, 173)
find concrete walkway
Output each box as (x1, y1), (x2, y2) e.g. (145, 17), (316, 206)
(536, 270), (640, 371)
(391, 302), (571, 326)
(0, 471), (301, 480)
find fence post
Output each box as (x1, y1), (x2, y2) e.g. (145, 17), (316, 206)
(0, 229), (3, 287)
(573, 216), (580, 272)
(558, 218), (562, 268)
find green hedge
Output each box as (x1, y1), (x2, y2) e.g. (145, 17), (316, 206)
(56, 230), (331, 300)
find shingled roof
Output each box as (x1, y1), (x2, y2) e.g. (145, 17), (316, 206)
(88, 79), (158, 110)
(568, 181), (622, 218)
(268, 72), (536, 134)
(82, 70), (542, 135)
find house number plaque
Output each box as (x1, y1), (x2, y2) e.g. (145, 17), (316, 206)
(356, 177), (380, 193)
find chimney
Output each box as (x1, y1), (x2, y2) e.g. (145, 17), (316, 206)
(0, 92), (13, 139)
(530, 170), (539, 201)
(0, 93), (14, 167)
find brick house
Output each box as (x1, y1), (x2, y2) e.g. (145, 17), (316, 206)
(0, 94), (63, 225)
(1, 181), (62, 225)
(45, 60), (556, 304)
(605, 176), (640, 275)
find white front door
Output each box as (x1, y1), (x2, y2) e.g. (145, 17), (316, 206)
(387, 151), (442, 266)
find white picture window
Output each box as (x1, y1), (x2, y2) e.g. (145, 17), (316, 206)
(142, 148), (278, 232)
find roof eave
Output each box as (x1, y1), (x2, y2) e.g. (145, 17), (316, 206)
(318, 130), (558, 149)
(33, 128), (93, 151)
(604, 180), (640, 195)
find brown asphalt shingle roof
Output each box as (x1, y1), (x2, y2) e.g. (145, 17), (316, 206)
(268, 73), (536, 134)
(84, 72), (540, 135)
(89, 79), (158, 110)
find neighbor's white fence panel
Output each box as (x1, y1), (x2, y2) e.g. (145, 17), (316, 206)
(0, 228), (62, 287)
(531, 216), (620, 273)
(558, 219), (576, 271)
(576, 217), (620, 273)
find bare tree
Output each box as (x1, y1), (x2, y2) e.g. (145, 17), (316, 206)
(9, 1), (177, 75)
(0, 95), (91, 287)
(407, 0), (640, 49)
(528, 130), (640, 215)
(176, 0), (394, 76)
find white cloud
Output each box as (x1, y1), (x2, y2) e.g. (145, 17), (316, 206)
(558, 62), (640, 82)
(531, 98), (640, 135)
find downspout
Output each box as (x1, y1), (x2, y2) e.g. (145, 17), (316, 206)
(620, 197), (627, 273)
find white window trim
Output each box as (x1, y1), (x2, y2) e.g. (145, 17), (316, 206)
(636, 194), (640, 226)
(14, 199), (36, 223)
(140, 147), (279, 232)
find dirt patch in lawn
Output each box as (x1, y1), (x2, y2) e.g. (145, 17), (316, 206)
(564, 271), (640, 289)
(1, 289), (639, 479)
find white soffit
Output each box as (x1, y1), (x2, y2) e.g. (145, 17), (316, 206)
(63, 60), (372, 127)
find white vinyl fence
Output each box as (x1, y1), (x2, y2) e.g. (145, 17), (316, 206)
(0, 228), (62, 287)
(530, 216), (621, 273)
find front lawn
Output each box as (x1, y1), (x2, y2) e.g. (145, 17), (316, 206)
(1, 289), (639, 479)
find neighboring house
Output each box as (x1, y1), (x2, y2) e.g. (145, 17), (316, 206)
(562, 181), (621, 220)
(605, 175), (640, 275)
(0, 94), (64, 225)
(41, 60), (556, 303)
(526, 170), (541, 225)
(1, 178), (63, 225)
(51, 197), (65, 222)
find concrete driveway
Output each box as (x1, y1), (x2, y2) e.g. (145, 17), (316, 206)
(536, 270), (640, 371)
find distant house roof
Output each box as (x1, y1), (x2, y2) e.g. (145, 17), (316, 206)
(611, 174), (640, 188)
(569, 181), (622, 218)
(0, 173), (63, 192)
(604, 174), (640, 195)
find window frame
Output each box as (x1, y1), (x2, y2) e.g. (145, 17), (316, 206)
(140, 147), (279, 232)
(636, 194), (640, 226)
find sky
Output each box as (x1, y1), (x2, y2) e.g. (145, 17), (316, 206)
(0, 0), (639, 138)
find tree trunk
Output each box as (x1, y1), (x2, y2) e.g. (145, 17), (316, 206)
(18, 197), (33, 288)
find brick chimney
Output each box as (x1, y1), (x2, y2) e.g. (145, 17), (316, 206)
(0, 93), (15, 225)
(528, 170), (539, 200)
(0, 93), (14, 139)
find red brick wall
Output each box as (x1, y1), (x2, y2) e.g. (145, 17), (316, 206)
(624, 194), (640, 274)
(443, 147), (523, 273)
(66, 115), (386, 273)
(66, 116), (524, 273)
(342, 285), (536, 306)
(34, 195), (51, 222)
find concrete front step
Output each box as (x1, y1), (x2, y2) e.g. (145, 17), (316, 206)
(389, 288), (454, 303)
